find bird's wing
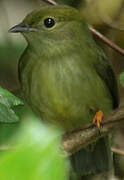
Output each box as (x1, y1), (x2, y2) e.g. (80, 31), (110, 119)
(95, 50), (119, 109)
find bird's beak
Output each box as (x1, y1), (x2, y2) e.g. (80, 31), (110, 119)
(8, 23), (37, 33)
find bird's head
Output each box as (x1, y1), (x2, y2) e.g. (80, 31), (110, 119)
(9, 5), (90, 46)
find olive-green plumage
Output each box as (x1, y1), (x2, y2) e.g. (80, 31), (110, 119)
(9, 5), (119, 177)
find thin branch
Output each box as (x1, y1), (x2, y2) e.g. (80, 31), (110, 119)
(89, 26), (124, 56)
(112, 147), (124, 156)
(62, 106), (124, 155)
(42, 0), (124, 56)
(42, 0), (57, 5)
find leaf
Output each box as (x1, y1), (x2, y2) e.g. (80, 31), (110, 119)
(120, 72), (124, 87)
(0, 120), (69, 180)
(0, 88), (23, 123)
(0, 88), (23, 107)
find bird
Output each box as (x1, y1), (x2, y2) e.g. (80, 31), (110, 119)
(9, 5), (119, 179)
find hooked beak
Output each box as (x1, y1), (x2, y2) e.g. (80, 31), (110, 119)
(8, 23), (37, 33)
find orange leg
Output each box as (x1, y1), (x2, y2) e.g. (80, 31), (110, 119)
(93, 110), (104, 128)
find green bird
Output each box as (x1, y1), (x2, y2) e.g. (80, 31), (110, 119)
(9, 5), (119, 178)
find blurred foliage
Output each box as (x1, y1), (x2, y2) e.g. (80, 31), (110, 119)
(120, 72), (124, 87)
(81, 0), (124, 25)
(0, 87), (69, 180)
(0, 41), (26, 89)
(0, 120), (69, 180)
(0, 103), (35, 146)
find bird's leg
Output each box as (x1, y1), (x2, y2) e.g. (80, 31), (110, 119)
(93, 110), (104, 128)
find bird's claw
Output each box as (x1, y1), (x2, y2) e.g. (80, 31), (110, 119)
(93, 110), (104, 128)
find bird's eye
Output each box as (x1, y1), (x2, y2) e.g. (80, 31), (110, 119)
(44, 18), (55, 28)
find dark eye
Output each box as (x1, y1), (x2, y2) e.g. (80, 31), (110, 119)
(44, 18), (55, 28)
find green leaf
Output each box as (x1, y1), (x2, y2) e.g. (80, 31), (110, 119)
(0, 120), (69, 180)
(120, 72), (124, 87)
(0, 88), (23, 107)
(0, 88), (23, 123)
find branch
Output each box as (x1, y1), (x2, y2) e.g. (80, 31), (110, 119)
(42, 0), (124, 56)
(62, 106), (124, 155)
(112, 147), (124, 156)
(42, 0), (57, 5)
(89, 26), (124, 56)
(0, 107), (124, 157)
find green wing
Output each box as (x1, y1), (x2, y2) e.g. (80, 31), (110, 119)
(95, 51), (119, 109)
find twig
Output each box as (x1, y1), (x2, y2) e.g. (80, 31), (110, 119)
(62, 106), (124, 155)
(42, 0), (124, 56)
(112, 147), (124, 156)
(42, 0), (57, 5)
(89, 26), (124, 56)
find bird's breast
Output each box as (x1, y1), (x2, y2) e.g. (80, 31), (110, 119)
(21, 56), (113, 130)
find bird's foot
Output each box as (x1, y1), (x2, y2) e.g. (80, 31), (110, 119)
(93, 110), (103, 128)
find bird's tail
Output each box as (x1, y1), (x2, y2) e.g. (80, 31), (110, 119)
(70, 136), (112, 176)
